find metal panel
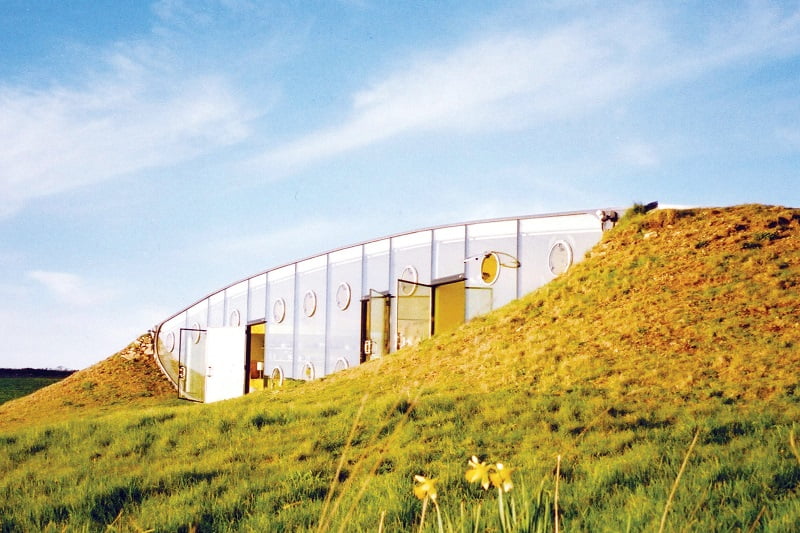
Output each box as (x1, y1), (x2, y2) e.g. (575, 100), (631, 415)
(433, 225), (466, 280)
(247, 274), (267, 323)
(518, 213), (602, 294)
(207, 291), (225, 328)
(364, 239), (390, 295)
(466, 220), (519, 311)
(296, 256), (327, 379)
(266, 265), (295, 378)
(326, 246), (362, 372)
(225, 281), (248, 326)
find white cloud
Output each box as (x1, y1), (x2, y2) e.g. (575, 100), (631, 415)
(256, 3), (800, 172)
(256, 20), (647, 170)
(0, 42), (252, 218)
(26, 270), (116, 306)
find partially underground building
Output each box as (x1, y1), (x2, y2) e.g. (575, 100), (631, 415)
(153, 208), (621, 402)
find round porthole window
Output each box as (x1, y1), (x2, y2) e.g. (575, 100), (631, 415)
(191, 322), (202, 344)
(273, 298), (286, 323)
(399, 265), (419, 296)
(270, 367), (284, 387)
(229, 309), (241, 326)
(336, 282), (352, 310)
(548, 240), (573, 275)
(480, 252), (501, 285)
(164, 331), (175, 353)
(303, 290), (317, 317)
(334, 358), (349, 372)
(302, 362), (315, 381)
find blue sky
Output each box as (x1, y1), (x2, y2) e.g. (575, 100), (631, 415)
(1, 1), (798, 369)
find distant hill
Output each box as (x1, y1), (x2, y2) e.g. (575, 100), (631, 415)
(0, 368), (75, 379)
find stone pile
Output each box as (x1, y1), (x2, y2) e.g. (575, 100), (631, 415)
(118, 333), (155, 361)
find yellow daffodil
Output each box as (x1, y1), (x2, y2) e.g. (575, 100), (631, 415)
(465, 456), (491, 490)
(413, 475), (438, 502)
(489, 463), (514, 493)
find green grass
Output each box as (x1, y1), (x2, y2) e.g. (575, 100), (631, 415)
(0, 377), (63, 405)
(1, 204), (799, 532)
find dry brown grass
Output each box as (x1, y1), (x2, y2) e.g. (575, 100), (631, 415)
(0, 334), (176, 431)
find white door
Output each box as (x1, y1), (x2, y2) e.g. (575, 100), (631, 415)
(204, 327), (246, 403)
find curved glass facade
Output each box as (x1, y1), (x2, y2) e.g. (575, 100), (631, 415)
(154, 209), (618, 401)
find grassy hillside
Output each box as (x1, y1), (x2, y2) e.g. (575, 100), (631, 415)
(0, 334), (179, 431)
(1, 205), (798, 532)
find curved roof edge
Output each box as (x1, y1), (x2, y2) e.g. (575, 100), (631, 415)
(154, 206), (625, 328)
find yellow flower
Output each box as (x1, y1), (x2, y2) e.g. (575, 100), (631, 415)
(413, 475), (438, 502)
(489, 463), (514, 493)
(465, 456), (491, 490)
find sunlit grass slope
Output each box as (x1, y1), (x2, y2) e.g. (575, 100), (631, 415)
(1, 205), (799, 532)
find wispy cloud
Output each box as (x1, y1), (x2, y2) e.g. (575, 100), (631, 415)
(0, 39), (252, 218)
(255, 3), (800, 172)
(26, 270), (116, 306)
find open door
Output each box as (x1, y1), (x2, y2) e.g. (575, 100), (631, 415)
(178, 328), (206, 402)
(397, 275), (468, 347)
(397, 280), (432, 348)
(361, 290), (390, 363)
(433, 278), (466, 335)
(246, 322), (266, 393)
(204, 327), (246, 403)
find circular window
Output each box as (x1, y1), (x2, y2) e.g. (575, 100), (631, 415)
(229, 309), (241, 326)
(480, 253), (501, 285)
(334, 358), (349, 372)
(302, 362), (315, 381)
(303, 290), (317, 317)
(191, 322), (202, 344)
(399, 265), (419, 296)
(163, 331), (175, 353)
(548, 240), (573, 275)
(272, 298), (286, 323)
(335, 282), (352, 310)
(270, 367), (284, 387)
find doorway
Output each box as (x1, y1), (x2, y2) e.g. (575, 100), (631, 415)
(361, 290), (390, 363)
(245, 322), (266, 393)
(396, 274), (468, 349)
